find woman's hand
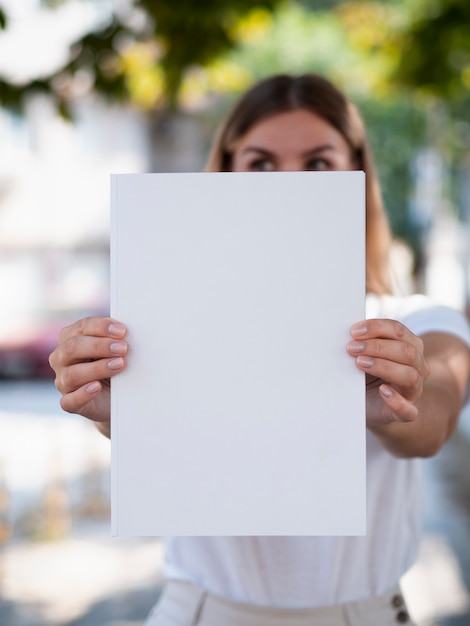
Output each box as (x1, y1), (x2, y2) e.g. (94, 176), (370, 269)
(347, 319), (430, 428)
(49, 317), (128, 437)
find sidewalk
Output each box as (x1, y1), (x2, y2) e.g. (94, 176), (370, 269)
(1, 528), (163, 626)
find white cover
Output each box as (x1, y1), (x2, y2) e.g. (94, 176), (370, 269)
(111, 171), (366, 537)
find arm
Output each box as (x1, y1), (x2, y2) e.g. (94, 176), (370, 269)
(49, 317), (128, 439)
(347, 319), (470, 458)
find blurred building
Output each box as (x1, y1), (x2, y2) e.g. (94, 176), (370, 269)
(0, 96), (151, 375)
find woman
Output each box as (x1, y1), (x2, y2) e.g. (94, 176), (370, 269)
(49, 74), (470, 625)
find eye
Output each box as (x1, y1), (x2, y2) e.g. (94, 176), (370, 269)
(250, 159), (275, 172)
(305, 158), (330, 171)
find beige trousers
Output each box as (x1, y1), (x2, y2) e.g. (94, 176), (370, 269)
(145, 580), (414, 626)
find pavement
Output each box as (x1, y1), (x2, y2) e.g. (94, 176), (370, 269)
(0, 530), (163, 626)
(1, 381), (470, 625)
(0, 381), (164, 626)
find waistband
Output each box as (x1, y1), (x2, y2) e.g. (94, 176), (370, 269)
(147, 580), (413, 626)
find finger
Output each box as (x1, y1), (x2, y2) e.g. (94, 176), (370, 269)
(59, 380), (104, 417)
(56, 356), (126, 395)
(355, 355), (422, 398)
(379, 384), (419, 423)
(53, 335), (128, 367)
(59, 317), (127, 343)
(347, 338), (426, 373)
(351, 319), (424, 352)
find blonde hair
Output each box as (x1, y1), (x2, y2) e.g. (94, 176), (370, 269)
(205, 74), (392, 295)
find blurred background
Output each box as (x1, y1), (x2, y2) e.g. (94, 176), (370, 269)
(0, 0), (470, 624)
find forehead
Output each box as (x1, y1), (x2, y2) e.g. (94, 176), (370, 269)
(235, 109), (348, 151)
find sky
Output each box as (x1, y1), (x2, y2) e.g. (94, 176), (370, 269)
(0, 0), (107, 82)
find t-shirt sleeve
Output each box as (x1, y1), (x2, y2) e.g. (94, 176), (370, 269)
(401, 304), (470, 409)
(401, 304), (470, 348)
(367, 294), (470, 410)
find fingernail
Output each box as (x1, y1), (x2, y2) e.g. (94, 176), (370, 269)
(108, 357), (124, 370)
(109, 323), (126, 338)
(357, 356), (374, 368)
(347, 341), (365, 353)
(380, 384), (393, 398)
(351, 324), (368, 337)
(86, 381), (100, 394)
(110, 341), (127, 355)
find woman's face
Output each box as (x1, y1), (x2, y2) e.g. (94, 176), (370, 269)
(231, 109), (356, 173)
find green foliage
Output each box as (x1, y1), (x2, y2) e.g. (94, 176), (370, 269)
(0, 6), (6, 30)
(227, 4), (356, 82)
(394, 0), (470, 99)
(140, 0), (283, 105)
(41, 0), (65, 7)
(296, 0), (346, 9)
(358, 97), (427, 251)
(1, 0), (468, 112)
(61, 20), (132, 104)
(0, 0), (284, 112)
(0, 77), (51, 112)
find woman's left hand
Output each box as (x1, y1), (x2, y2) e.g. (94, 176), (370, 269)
(347, 319), (430, 428)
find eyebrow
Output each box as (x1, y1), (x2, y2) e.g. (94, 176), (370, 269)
(241, 144), (336, 157)
(240, 147), (274, 157)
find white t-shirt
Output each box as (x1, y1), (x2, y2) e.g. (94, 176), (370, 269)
(163, 295), (470, 607)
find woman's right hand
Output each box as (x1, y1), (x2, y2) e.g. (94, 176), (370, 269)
(49, 317), (128, 437)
